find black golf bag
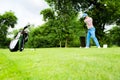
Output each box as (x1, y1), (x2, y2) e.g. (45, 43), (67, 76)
(9, 25), (29, 52)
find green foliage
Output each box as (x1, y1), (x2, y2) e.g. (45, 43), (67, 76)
(43, 0), (86, 47)
(2, 11), (17, 28)
(108, 26), (120, 46)
(0, 11), (17, 48)
(98, 33), (112, 47)
(27, 25), (59, 48)
(26, 19), (84, 48)
(40, 8), (55, 21)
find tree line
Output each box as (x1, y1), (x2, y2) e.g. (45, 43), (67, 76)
(0, 0), (120, 48)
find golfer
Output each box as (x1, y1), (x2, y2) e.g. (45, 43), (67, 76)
(82, 13), (100, 48)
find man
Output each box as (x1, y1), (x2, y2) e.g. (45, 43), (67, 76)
(82, 13), (100, 48)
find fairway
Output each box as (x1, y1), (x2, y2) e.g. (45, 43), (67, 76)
(0, 48), (120, 80)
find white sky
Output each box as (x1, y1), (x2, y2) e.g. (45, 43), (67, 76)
(0, 0), (50, 31)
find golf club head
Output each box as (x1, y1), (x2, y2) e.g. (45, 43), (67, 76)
(24, 25), (30, 29)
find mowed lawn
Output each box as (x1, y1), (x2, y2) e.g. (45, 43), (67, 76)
(0, 48), (120, 80)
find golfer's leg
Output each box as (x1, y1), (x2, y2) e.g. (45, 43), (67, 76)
(91, 29), (100, 47)
(86, 30), (91, 48)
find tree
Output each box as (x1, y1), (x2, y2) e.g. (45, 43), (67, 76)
(40, 8), (55, 21)
(108, 26), (120, 46)
(40, 8), (62, 47)
(44, 0), (79, 47)
(26, 24), (59, 48)
(0, 11), (17, 47)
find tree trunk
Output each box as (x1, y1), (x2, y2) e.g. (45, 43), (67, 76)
(65, 38), (68, 48)
(59, 41), (62, 48)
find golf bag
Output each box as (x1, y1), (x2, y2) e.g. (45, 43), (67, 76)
(9, 25), (29, 52)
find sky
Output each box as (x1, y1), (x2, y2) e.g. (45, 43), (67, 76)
(0, 0), (50, 31)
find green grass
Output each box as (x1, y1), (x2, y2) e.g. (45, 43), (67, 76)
(0, 48), (120, 80)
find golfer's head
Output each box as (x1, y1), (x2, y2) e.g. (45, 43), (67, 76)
(82, 13), (88, 18)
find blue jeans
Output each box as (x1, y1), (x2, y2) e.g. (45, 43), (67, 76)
(86, 27), (100, 47)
